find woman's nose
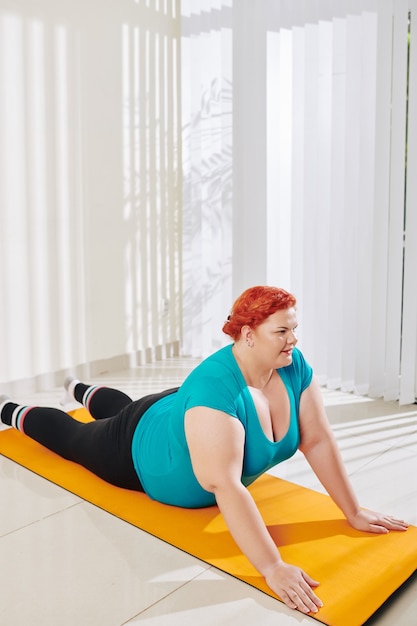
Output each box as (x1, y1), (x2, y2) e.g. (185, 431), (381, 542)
(288, 330), (297, 344)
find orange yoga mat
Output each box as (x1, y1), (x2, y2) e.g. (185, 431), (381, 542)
(0, 408), (416, 626)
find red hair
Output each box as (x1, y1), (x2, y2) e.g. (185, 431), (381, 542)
(222, 286), (296, 341)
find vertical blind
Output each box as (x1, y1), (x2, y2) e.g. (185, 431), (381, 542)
(181, 0), (417, 403)
(0, 0), (182, 394)
(1, 0), (415, 403)
(181, 0), (233, 358)
(121, 1), (182, 363)
(0, 12), (86, 387)
(266, 6), (380, 396)
(400, 0), (417, 404)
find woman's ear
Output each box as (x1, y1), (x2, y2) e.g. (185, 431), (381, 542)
(241, 325), (254, 348)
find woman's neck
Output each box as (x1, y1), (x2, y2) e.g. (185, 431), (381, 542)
(232, 342), (274, 389)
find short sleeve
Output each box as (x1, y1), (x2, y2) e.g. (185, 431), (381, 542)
(279, 348), (313, 396)
(182, 374), (239, 418)
(293, 348), (313, 392)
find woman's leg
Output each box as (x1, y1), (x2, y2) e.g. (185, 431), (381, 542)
(0, 398), (143, 490)
(65, 377), (133, 419)
(0, 387), (179, 491)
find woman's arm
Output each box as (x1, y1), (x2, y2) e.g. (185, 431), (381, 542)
(185, 406), (323, 614)
(298, 378), (408, 533)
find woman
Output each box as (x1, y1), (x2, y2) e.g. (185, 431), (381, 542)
(0, 285), (408, 615)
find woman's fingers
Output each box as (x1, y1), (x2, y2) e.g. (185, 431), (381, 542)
(265, 562), (323, 614)
(383, 516), (408, 531)
(283, 582), (323, 614)
(349, 509), (409, 533)
(302, 571), (321, 587)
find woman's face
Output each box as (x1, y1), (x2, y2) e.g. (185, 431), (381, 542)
(251, 307), (298, 368)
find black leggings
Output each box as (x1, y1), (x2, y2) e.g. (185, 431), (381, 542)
(21, 386), (179, 490)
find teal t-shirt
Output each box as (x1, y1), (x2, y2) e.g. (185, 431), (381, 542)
(131, 345), (313, 508)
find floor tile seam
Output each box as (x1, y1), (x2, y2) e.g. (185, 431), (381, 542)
(327, 415), (417, 430)
(334, 427), (417, 441)
(335, 434), (394, 462)
(0, 501), (82, 540)
(119, 567), (212, 624)
(346, 443), (413, 478)
(385, 438), (417, 456)
(332, 419), (417, 439)
(336, 430), (417, 455)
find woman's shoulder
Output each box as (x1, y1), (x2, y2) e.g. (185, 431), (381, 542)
(177, 344), (242, 415)
(188, 344), (235, 377)
(184, 344), (245, 392)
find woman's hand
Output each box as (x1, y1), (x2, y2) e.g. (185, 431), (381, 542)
(264, 561), (323, 614)
(348, 509), (409, 534)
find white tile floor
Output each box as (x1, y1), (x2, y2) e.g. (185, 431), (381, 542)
(1, 358), (417, 626)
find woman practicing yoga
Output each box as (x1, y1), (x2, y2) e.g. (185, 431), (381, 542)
(0, 285), (408, 615)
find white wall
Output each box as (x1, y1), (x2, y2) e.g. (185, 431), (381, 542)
(0, 0), (182, 395)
